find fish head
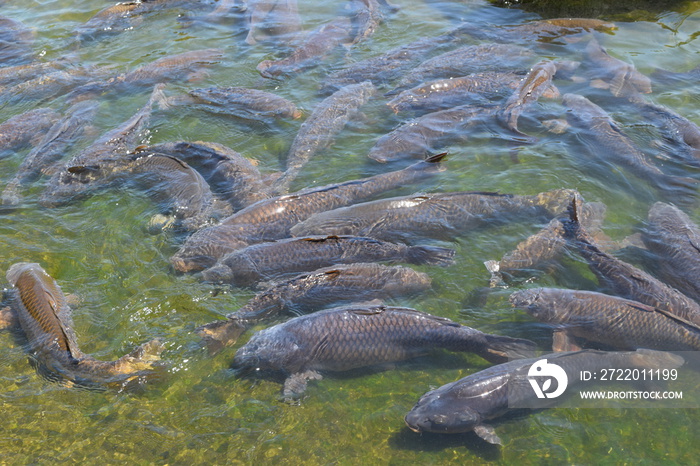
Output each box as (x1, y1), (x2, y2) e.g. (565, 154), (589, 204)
(232, 327), (305, 375)
(404, 388), (481, 434)
(509, 288), (556, 322)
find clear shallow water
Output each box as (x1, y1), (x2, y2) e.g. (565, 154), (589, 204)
(2, 0), (700, 463)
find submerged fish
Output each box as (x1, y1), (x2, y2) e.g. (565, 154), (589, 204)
(197, 263), (432, 351)
(241, 0), (301, 45)
(453, 17), (617, 44)
(405, 349), (681, 445)
(291, 189), (577, 244)
(6, 263), (164, 390)
(511, 287), (700, 352)
(641, 202), (700, 304)
(233, 303), (537, 398)
(0, 107), (60, 157)
(177, 86), (302, 122)
(583, 37), (651, 98)
(171, 152), (447, 272)
(201, 234), (455, 286)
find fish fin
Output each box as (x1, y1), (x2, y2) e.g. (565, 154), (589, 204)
(552, 329), (582, 352)
(473, 424), (502, 445)
(424, 151), (448, 163)
(113, 339), (166, 375)
(283, 370), (323, 400)
(196, 319), (247, 354)
(407, 245), (456, 266)
(480, 334), (537, 363)
(484, 260), (507, 288)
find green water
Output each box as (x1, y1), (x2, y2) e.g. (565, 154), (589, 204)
(2, 0), (700, 463)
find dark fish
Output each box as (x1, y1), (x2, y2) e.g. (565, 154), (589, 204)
(0, 15), (34, 65)
(280, 81), (376, 191)
(6, 263), (164, 390)
(0, 108), (60, 157)
(2, 100), (99, 206)
(291, 189), (577, 244)
(386, 70), (526, 115)
(583, 37), (652, 97)
(367, 104), (496, 163)
(181, 86), (302, 122)
(405, 349), (681, 445)
(129, 153), (233, 231)
(232, 303), (537, 398)
(320, 33), (458, 94)
(347, 0), (384, 44)
(201, 234), (455, 286)
(566, 197), (700, 326)
(40, 84), (165, 208)
(453, 17), (616, 44)
(197, 263), (433, 351)
(134, 140), (274, 210)
(641, 202), (700, 304)
(171, 152), (447, 272)
(257, 16), (353, 79)
(511, 287), (700, 352)
(0, 56), (76, 88)
(485, 200), (606, 285)
(242, 0), (301, 45)
(561, 93), (697, 202)
(393, 43), (534, 92)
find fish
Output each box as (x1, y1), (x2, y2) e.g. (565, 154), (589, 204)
(393, 43), (534, 92)
(2, 100), (99, 206)
(279, 81), (375, 191)
(0, 55), (76, 88)
(241, 0), (301, 45)
(133, 141), (274, 211)
(561, 93), (697, 203)
(510, 287), (700, 352)
(170, 152), (447, 272)
(405, 349), (681, 445)
(128, 153), (233, 231)
(347, 0), (384, 44)
(290, 189), (577, 244)
(197, 263), (433, 352)
(641, 202), (700, 304)
(201, 234), (456, 286)
(367, 104), (496, 163)
(40, 84), (165, 208)
(5, 263), (164, 390)
(232, 303), (537, 398)
(386, 70), (526, 115)
(257, 16), (353, 79)
(0, 107), (60, 157)
(178, 86), (302, 122)
(0, 15), (35, 65)
(453, 17), (617, 44)
(583, 37), (652, 98)
(565, 197), (700, 326)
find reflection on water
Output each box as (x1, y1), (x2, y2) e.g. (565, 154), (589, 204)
(1, 0), (700, 462)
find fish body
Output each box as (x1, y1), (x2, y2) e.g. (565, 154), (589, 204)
(497, 60), (558, 133)
(186, 86), (301, 121)
(242, 0), (301, 45)
(641, 202), (700, 303)
(405, 349), (680, 444)
(583, 37), (651, 97)
(0, 108), (60, 156)
(6, 263), (163, 389)
(197, 263), (432, 350)
(201, 234), (455, 286)
(291, 189), (576, 244)
(454, 17), (616, 44)
(171, 153), (446, 272)
(233, 303), (536, 397)
(280, 81), (375, 190)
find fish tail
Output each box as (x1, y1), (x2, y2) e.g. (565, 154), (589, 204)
(483, 260), (506, 287)
(406, 245), (456, 266)
(478, 334), (537, 363)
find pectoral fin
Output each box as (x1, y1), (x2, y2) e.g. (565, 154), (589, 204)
(473, 424), (502, 445)
(552, 329), (582, 352)
(283, 370), (323, 400)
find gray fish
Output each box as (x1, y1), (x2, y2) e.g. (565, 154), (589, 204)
(0, 56), (76, 88)
(566, 198), (700, 327)
(2, 100), (99, 206)
(129, 153), (233, 231)
(40, 84), (165, 208)
(241, 0), (301, 45)
(0, 107), (60, 157)
(6, 263), (164, 390)
(367, 104), (496, 163)
(291, 189), (577, 244)
(583, 37), (651, 97)
(134, 140), (274, 210)
(201, 234), (455, 286)
(170, 152), (447, 272)
(280, 81), (375, 191)
(511, 287), (700, 352)
(233, 303), (537, 398)
(453, 17), (617, 44)
(641, 202), (700, 304)
(257, 16), (353, 79)
(182, 86), (302, 122)
(0, 15), (34, 65)
(197, 263), (433, 351)
(405, 349), (681, 445)
(347, 0), (384, 44)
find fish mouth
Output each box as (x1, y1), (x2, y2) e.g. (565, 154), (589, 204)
(170, 254), (214, 273)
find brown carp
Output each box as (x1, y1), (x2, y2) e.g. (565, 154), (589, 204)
(405, 349), (680, 445)
(641, 202), (700, 304)
(201, 234), (455, 286)
(197, 263), (433, 352)
(179, 86), (302, 122)
(170, 152), (447, 272)
(280, 81), (375, 191)
(0, 107), (60, 157)
(0, 56), (76, 88)
(6, 263), (164, 390)
(232, 303), (536, 398)
(290, 189), (577, 244)
(511, 287), (700, 352)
